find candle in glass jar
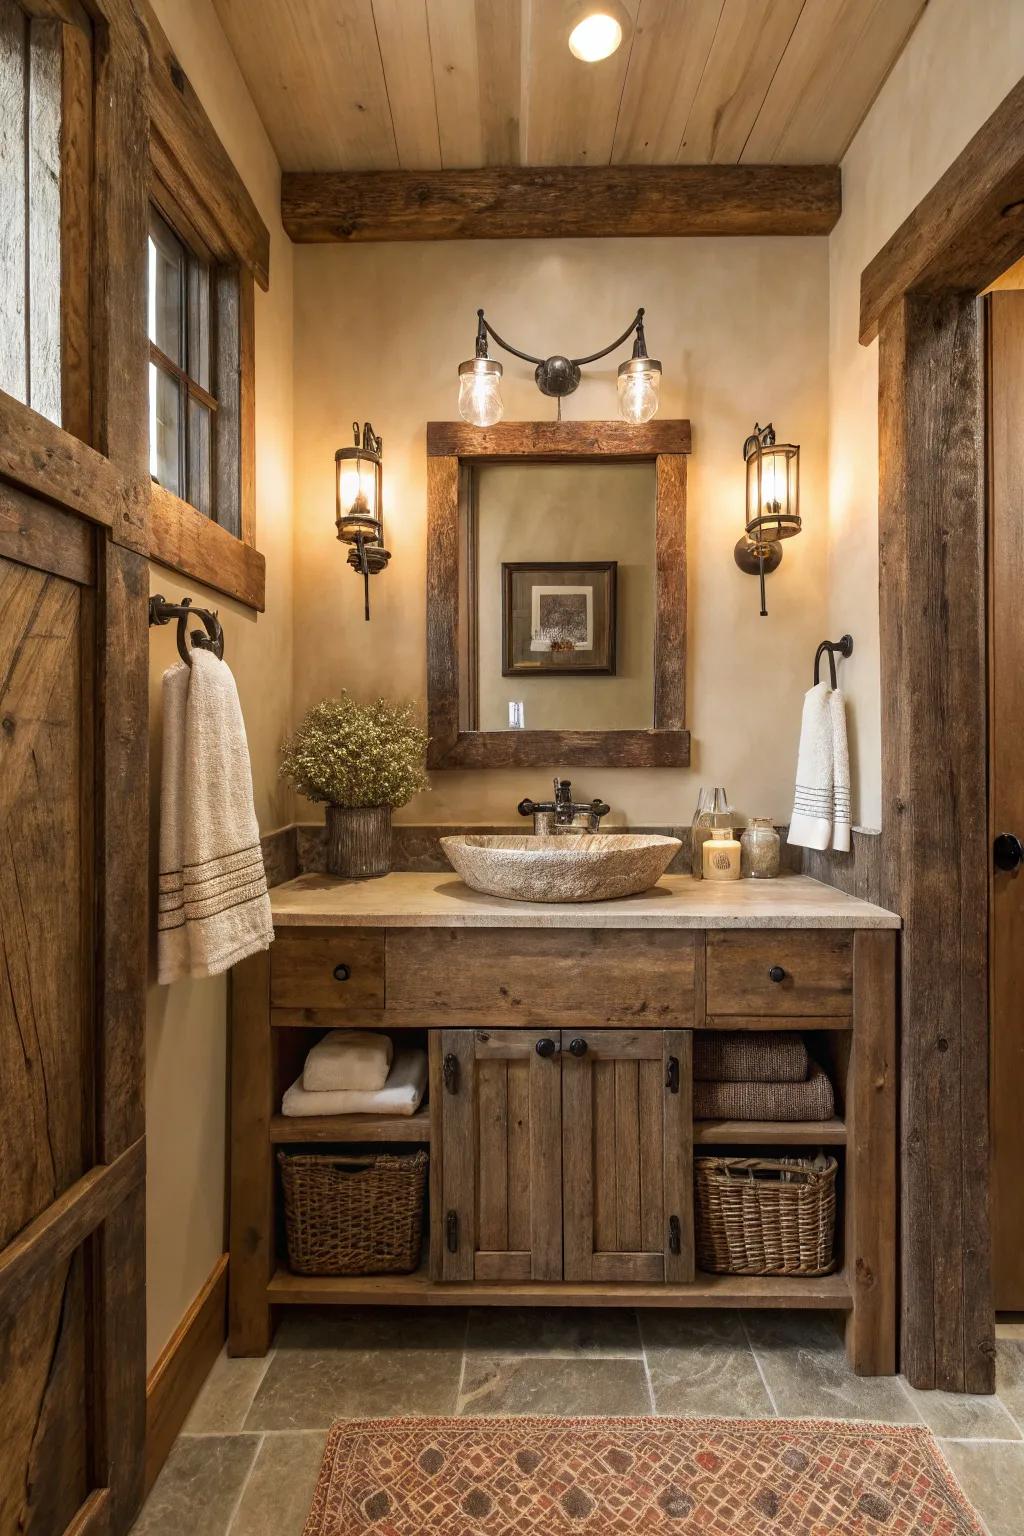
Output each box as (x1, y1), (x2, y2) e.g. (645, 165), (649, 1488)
(702, 827), (742, 881)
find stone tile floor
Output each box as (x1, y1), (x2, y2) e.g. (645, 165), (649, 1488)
(133, 1312), (1024, 1536)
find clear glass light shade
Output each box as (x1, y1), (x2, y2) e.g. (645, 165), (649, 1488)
(617, 357), (662, 424)
(745, 440), (800, 540)
(458, 357), (504, 427)
(568, 11), (623, 60)
(337, 460), (379, 517)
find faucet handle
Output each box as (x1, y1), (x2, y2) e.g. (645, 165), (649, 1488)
(591, 799), (610, 817)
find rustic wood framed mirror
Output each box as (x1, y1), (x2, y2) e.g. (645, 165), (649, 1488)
(426, 420), (691, 769)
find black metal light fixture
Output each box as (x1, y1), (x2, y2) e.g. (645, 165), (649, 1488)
(335, 420), (389, 620)
(458, 307), (662, 425)
(734, 421), (801, 617)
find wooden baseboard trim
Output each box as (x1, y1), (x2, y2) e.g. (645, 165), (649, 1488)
(145, 1254), (228, 1495)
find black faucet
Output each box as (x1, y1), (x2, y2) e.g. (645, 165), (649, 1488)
(518, 778), (611, 833)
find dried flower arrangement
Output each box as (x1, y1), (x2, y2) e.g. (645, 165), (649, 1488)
(280, 696), (428, 879)
(280, 694), (429, 809)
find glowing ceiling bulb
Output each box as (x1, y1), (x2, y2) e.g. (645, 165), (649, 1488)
(458, 356), (504, 427)
(568, 10), (623, 61)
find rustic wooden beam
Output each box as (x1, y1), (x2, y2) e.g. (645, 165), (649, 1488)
(135, 0), (270, 290)
(427, 419), (691, 459)
(860, 75), (1024, 343)
(0, 389), (139, 528)
(282, 165), (842, 244)
(877, 293), (993, 1393)
(149, 484), (267, 611)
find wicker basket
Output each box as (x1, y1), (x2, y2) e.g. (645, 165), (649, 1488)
(695, 1155), (837, 1277)
(278, 1149), (427, 1276)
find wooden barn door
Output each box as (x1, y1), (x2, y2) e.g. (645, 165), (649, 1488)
(561, 1030), (694, 1283)
(0, 1), (150, 1532)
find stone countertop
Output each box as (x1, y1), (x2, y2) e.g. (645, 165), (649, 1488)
(268, 872), (901, 930)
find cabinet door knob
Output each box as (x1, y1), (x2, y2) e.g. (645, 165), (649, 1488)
(994, 833), (1024, 872)
(333, 963), (351, 982)
(768, 965), (787, 984)
(568, 1037), (588, 1057)
(535, 1037), (558, 1058)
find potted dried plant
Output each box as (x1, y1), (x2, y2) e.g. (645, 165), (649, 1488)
(280, 694), (429, 878)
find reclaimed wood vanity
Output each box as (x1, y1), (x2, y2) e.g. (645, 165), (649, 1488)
(229, 872), (899, 1375)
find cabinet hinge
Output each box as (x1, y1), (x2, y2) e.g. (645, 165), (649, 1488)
(446, 1209), (459, 1253)
(665, 1055), (680, 1094)
(443, 1053), (459, 1094)
(668, 1215), (681, 1255)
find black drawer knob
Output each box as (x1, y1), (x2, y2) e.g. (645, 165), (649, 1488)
(535, 1037), (558, 1058)
(768, 965), (787, 984)
(333, 963), (351, 982)
(568, 1037), (588, 1057)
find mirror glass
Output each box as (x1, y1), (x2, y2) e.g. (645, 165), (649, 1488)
(469, 462), (656, 732)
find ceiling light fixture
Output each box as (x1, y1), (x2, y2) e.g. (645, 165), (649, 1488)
(566, 0), (631, 61)
(457, 307), (662, 426)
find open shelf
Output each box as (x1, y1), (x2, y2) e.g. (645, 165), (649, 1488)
(694, 1117), (845, 1145)
(270, 1107), (432, 1143)
(267, 1266), (851, 1310)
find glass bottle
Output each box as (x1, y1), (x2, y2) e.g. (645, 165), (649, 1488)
(740, 818), (781, 879)
(691, 787), (733, 878)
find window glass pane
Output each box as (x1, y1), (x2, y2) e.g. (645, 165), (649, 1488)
(187, 396), (212, 519)
(149, 362), (181, 496)
(188, 259), (211, 392)
(148, 208), (184, 366)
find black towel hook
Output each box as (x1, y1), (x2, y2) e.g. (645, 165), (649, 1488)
(813, 634), (853, 690)
(149, 594), (225, 667)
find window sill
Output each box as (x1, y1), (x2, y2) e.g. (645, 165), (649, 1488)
(149, 483), (265, 611)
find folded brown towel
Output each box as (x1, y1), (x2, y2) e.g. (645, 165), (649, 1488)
(694, 1061), (835, 1122)
(694, 1030), (809, 1083)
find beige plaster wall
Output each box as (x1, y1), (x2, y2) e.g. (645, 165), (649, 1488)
(292, 236), (830, 828)
(475, 462), (655, 732)
(827, 0), (1024, 827)
(144, 0), (294, 1367)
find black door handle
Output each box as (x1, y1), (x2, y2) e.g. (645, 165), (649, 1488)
(768, 965), (787, 984)
(665, 1056), (680, 1093)
(568, 1037), (588, 1057)
(535, 1037), (558, 1058)
(994, 833), (1024, 872)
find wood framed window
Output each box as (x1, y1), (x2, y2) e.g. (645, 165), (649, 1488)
(136, 0), (270, 610)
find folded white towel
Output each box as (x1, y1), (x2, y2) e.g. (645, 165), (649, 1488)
(282, 1048), (427, 1117)
(303, 1030), (393, 1092)
(157, 650), (274, 982)
(787, 681), (852, 853)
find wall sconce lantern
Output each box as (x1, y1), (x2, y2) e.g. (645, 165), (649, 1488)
(336, 420), (389, 620)
(734, 422), (801, 617)
(458, 307), (662, 426)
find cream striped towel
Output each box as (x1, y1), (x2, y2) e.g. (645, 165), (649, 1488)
(787, 680), (851, 852)
(157, 650), (273, 982)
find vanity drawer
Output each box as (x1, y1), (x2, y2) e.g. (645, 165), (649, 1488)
(706, 931), (853, 1017)
(387, 927), (694, 1023)
(270, 928), (385, 1010)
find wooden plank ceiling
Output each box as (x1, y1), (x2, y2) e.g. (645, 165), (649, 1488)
(212, 0), (927, 174)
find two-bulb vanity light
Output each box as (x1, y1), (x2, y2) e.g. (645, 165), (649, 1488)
(458, 307), (662, 427)
(734, 422), (801, 617)
(335, 421), (389, 620)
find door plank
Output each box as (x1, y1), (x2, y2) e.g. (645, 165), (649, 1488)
(592, 1060), (617, 1256)
(439, 1030), (476, 1282)
(477, 1060), (508, 1253)
(614, 1060), (642, 1253)
(562, 1043), (595, 1282)
(529, 1042), (562, 1281)
(639, 1059), (665, 1253)
(664, 1030), (695, 1281)
(506, 1061), (531, 1252)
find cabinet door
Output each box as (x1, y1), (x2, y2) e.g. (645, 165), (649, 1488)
(562, 1030), (694, 1283)
(435, 1029), (562, 1282)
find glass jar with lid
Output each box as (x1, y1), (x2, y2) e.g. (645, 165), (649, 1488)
(740, 818), (781, 879)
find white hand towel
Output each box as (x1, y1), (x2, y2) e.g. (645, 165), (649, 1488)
(787, 681), (834, 851)
(282, 1048), (427, 1117)
(830, 688), (851, 853)
(303, 1030), (394, 1092)
(157, 649), (274, 982)
(156, 663), (191, 984)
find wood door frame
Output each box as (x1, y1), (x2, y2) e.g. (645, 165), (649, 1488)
(426, 419), (691, 769)
(0, 0), (151, 1527)
(850, 75), (1024, 1393)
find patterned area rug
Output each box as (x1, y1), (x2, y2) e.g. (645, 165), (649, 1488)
(302, 1415), (985, 1534)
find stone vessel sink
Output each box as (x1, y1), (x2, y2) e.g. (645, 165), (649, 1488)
(440, 833), (682, 904)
